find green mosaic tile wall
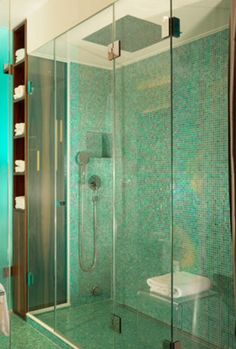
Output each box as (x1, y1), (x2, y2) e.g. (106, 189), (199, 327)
(69, 63), (113, 305)
(114, 29), (234, 348)
(172, 29), (234, 348)
(69, 29), (233, 348)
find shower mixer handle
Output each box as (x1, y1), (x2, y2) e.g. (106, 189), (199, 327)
(88, 175), (101, 191)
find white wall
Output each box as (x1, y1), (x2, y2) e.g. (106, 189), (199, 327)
(27, 0), (115, 53)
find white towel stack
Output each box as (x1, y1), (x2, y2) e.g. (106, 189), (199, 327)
(15, 196), (25, 210)
(14, 85), (25, 100)
(0, 284), (9, 337)
(15, 48), (25, 63)
(14, 123), (25, 136)
(15, 160), (25, 173)
(147, 271), (211, 299)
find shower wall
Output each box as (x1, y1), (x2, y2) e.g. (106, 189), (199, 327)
(115, 47), (172, 306)
(69, 63), (113, 305)
(172, 29), (234, 347)
(114, 29), (233, 348)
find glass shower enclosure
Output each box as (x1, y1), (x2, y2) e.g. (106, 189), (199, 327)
(27, 1), (234, 349)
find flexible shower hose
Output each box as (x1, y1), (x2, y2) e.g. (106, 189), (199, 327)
(79, 167), (98, 272)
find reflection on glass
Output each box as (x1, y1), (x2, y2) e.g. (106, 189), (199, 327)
(172, 1), (232, 348)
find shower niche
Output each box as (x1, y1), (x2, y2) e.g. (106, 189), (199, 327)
(86, 132), (112, 159)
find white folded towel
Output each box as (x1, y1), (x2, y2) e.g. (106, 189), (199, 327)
(15, 167), (25, 173)
(14, 126), (25, 136)
(15, 164), (25, 173)
(15, 161), (25, 173)
(16, 56), (25, 63)
(15, 48), (25, 57)
(0, 284), (10, 336)
(15, 122), (24, 128)
(14, 122), (25, 131)
(14, 85), (25, 94)
(15, 196), (25, 210)
(15, 48), (25, 62)
(15, 160), (25, 167)
(147, 272), (211, 299)
(14, 85), (25, 100)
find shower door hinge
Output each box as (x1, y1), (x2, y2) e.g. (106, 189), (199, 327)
(108, 40), (121, 61)
(162, 17), (181, 39)
(163, 340), (181, 349)
(111, 314), (122, 333)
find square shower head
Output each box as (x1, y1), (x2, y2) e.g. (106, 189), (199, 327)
(84, 15), (162, 52)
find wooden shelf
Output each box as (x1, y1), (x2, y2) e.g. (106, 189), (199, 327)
(14, 135), (25, 139)
(14, 208), (25, 212)
(14, 96), (25, 103)
(14, 59), (25, 68)
(13, 19), (28, 320)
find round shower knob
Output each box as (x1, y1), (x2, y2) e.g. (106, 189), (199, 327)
(88, 175), (101, 191)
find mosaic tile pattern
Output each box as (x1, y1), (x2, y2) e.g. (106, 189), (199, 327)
(34, 300), (221, 349)
(172, 29), (234, 347)
(69, 63), (113, 305)
(114, 29), (233, 348)
(27, 316), (73, 349)
(34, 29), (233, 349)
(0, 314), (61, 349)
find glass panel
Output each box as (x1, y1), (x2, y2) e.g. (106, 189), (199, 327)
(0, 0), (11, 348)
(52, 6), (115, 348)
(27, 2), (174, 349)
(113, 1), (172, 348)
(28, 41), (59, 316)
(172, 1), (232, 348)
(54, 32), (68, 327)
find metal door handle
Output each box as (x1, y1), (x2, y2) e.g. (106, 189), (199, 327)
(37, 150), (40, 172)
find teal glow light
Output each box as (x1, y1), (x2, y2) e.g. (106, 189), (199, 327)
(0, 27), (12, 293)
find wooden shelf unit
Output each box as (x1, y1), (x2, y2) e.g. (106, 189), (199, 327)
(13, 20), (28, 319)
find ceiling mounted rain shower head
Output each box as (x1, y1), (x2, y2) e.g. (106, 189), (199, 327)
(83, 15), (162, 52)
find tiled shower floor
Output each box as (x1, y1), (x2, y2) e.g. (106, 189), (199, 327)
(0, 314), (60, 349)
(34, 300), (217, 349)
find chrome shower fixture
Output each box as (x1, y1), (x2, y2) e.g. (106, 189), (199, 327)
(75, 151), (90, 165)
(88, 175), (101, 191)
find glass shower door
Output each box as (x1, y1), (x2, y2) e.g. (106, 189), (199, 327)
(113, 1), (173, 348)
(28, 41), (57, 312)
(28, 38), (67, 319)
(53, 6), (116, 349)
(172, 1), (233, 348)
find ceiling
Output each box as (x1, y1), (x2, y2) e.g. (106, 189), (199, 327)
(0, 0), (230, 68)
(0, 0), (49, 27)
(33, 0), (230, 68)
